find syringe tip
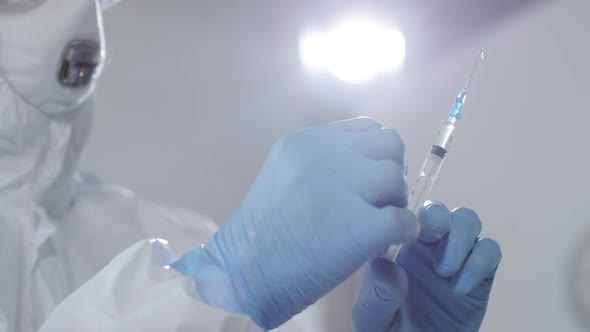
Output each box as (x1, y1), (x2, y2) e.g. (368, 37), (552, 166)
(464, 48), (485, 91)
(450, 48), (485, 119)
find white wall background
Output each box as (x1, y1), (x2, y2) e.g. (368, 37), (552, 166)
(83, 0), (590, 331)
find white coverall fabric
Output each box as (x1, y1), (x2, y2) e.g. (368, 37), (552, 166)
(0, 0), (264, 331)
(0, 74), (260, 331)
(37, 240), (262, 332)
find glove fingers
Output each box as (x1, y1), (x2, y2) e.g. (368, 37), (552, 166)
(434, 208), (482, 277)
(348, 202), (419, 256)
(454, 238), (502, 299)
(354, 159), (408, 208)
(352, 258), (408, 332)
(417, 201), (451, 243)
(374, 205), (420, 247)
(348, 128), (405, 164)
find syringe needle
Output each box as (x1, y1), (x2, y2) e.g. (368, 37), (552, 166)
(463, 48), (485, 91)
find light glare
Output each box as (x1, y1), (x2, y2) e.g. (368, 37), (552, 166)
(299, 31), (328, 71)
(299, 16), (406, 84)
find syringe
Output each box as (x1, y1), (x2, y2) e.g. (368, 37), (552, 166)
(384, 49), (485, 262)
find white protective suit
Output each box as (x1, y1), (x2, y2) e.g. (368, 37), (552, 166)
(0, 1), (268, 331)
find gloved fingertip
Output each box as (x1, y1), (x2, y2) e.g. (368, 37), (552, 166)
(419, 201), (450, 226)
(435, 250), (466, 277)
(370, 258), (409, 294)
(358, 258), (409, 304)
(169, 260), (188, 275)
(418, 201), (451, 243)
(422, 200), (448, 214)
(353, 259), (407, 331)
(454, 272), (478, 295)
(433, 237), (462, 278)
(382, 206), (420, 244)
(434, 262), (457, 278)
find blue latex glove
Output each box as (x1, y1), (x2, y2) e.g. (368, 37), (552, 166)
(172, 118), (420, 330)
(352, 202), (502, 332)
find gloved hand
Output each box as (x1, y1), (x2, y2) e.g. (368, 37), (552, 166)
(172, 118), (420, 330)
(352, 202), (502, 332)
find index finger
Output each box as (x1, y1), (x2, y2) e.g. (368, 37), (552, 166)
(348, 128), (405, 164)
(417, 201), (451, 243)
(434, 208), (483, 277)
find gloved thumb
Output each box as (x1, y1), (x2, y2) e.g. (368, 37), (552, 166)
(352, 258), (408, 332)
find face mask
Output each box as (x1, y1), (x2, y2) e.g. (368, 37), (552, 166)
(0, 0), (104, 115)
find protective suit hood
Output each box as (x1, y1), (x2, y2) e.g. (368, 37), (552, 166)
(0, 0), (104, 114)
(0, 2), (257, 332)
(0, 0), (103, 215)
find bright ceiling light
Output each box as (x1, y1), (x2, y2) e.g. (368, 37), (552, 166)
(300, 16), (406, 84)
(299, 30), (329, 71)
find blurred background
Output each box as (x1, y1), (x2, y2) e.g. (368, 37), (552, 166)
(84, 0), (590, 330)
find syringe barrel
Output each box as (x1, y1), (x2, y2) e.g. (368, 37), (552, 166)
(433, 118), (457, 152)
(407, 150), (446, 213)
(384, 150), (446, 261)
(384, 119), (456, 262)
